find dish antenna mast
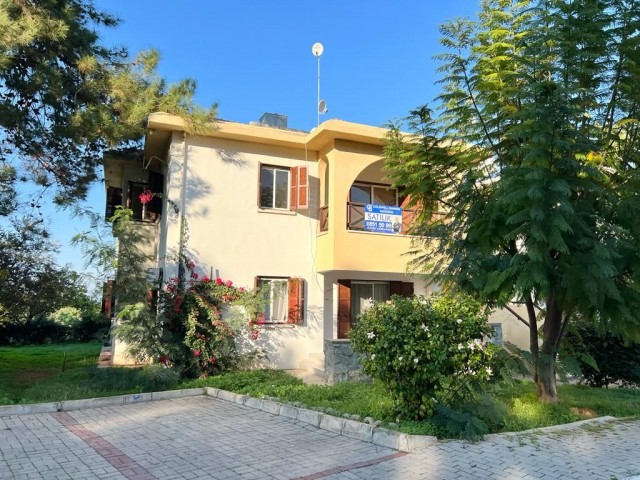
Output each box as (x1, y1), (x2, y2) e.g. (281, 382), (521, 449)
(312, 42), (327, 126)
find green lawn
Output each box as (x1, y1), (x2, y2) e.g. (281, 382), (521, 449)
(2, 343), (638, 439)
(0, 343), (178, 404)
(0, 343), (102, 403)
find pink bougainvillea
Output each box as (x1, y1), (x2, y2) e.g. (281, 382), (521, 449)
(139, 189), (154, 205)
(159, 260), (263, 378)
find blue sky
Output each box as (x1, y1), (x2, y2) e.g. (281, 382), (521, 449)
(52, 0), (482, 277)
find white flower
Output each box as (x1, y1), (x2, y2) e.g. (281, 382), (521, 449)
(486, 366), (493, 377)
(456, 318), (463, 324)
(413, 358), (419, 364)
(457, 343), (464, 350)
(421, 323), (429, 332)
(468, 342), (475, 351)
(371, 354), (376, 360)
(367, 331), (376, 339)
(398, 356), (403, 362)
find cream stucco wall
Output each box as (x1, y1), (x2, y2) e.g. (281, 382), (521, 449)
(316, 139), (415, 273)
(158, 134), (325, 369)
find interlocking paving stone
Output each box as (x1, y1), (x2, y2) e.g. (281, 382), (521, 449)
(1, 395), (640, 479)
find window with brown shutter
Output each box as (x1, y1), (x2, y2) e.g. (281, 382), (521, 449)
(338, 280), (414, 339)
(256, 276), (305, 325)
(287, 277), (305, 324)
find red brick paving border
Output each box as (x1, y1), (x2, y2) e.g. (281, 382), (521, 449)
(52, 411), (156, 480)
(292, 452), (408, 480)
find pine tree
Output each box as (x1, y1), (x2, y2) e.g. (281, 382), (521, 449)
(0, 0), (216, 213)
(384, 0), (640, 402)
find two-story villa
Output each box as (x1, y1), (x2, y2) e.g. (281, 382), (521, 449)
(103, 112), (529, 382)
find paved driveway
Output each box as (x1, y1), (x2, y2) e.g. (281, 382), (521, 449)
(1, 395), (639, 479)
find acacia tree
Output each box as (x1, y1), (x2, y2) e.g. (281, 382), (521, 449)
(384, 0), (640, 402)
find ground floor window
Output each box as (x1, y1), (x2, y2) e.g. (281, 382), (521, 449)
(337, 280), (413, 339)
(488, 323), (503, 345)
(256, 277), (305, 324)
(350, 281), (390, 320)
(257, 278), (288, 323)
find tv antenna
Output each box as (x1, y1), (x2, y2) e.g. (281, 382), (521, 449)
(312, 42), (327, 126)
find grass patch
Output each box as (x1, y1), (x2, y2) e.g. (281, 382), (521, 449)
(0, 343), (180, 404)
(191, 374), (639, 436)
(0, 343), (101, 403)
(2, 344), (638, 439)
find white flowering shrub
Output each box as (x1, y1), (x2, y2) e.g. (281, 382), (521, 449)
(350, 293), (494, 420)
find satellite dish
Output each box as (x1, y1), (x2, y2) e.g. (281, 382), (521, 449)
(318, 99), (328, 114)
(312, 42), (324, 57)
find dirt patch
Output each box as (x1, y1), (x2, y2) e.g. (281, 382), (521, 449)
(13, 370), (54, 383)
(570, 407), (597, 419)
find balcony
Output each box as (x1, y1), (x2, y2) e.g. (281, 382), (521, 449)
(315, 202), (418, 273)
(346, 202), (417, 234)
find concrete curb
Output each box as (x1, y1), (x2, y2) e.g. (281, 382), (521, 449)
(0, 388), (205, 416)
(0, 387), (621, 453)
(204, 386), (437, 452)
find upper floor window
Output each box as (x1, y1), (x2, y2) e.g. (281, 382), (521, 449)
(260, 165), (290, 209)
(349, 183), (398, 207)
(259, 164), (309, 211)
(106, 170), (163, 222)
(348, 183), (399, 231)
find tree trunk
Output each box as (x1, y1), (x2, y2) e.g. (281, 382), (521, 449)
(536, 292), (564, 403)
(536, 347), (558, 402)
(525, 295), (539, 384)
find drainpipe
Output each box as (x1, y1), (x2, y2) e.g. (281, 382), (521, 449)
(177, 132), (189, 286)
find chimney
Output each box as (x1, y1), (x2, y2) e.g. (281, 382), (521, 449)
(258, 113), (288, 129)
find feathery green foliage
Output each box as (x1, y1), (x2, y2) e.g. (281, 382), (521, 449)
(384, 0), (640, 402)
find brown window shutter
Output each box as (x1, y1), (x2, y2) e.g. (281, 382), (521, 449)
(338, 280), (351, 339)
(287, 277), (304, 324)
(257, 163), (264, 207)
(401, 282), (414, 297)
(390, 281), (403, 296)
(297, 166), (309, 209)
(290, 166), (298, 210)
(390, 281), (414, 298)
(148, 171), (164, 215)
(400, 194), (416, 234)
(105, 186), (122, 220)
(102, 280), (115, 318)
(146, 289), (158, 309)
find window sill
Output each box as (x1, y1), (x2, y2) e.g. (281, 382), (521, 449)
(258, 323), (298, 329)
(257, 208), (297, 216)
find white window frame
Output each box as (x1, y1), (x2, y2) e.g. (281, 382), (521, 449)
(260, 165), (290, 210)
(258, 277), (289, 323)
(349, 183), (399, 207)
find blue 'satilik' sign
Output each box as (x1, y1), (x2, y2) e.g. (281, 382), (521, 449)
(364, 204), (403, 234)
